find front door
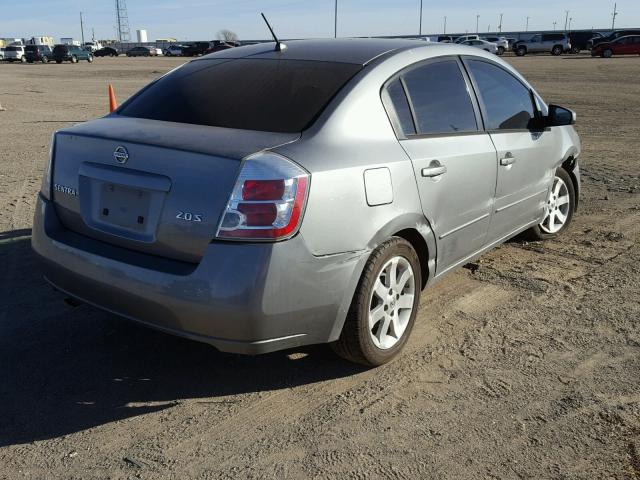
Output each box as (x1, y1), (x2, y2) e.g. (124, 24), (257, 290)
(464, 58), (557, 242)
(382, 57), (498, 275)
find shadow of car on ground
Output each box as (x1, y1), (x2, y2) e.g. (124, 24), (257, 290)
(0, 229), (364, 447)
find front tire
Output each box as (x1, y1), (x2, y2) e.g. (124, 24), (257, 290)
(71, 55), (78, 63)
(332, 237), (422, 366)
(497, 46), (505, 55)
(603, 48), (613, 58)
(528, 168), (576, 240)
(516, 46), (527, 56)
(87, 55), (93, 63)
(570, 45), (581, 54)
(551, 45), (563, 56)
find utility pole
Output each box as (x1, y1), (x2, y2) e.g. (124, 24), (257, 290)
(498, 13), (503, 33)
(611, 3), (618, 29)
(526, 16), (530, 31)
(92, 28), (95, 42)
(444, 16), (447, 35)
(334, 0), (337, 38)
(553, 21), (557, 30)
(569, 17), (572, 31)
(80, 12), (85, 45)
(488, 24), (491, 33)
(419, 0), (423, 36)
(564, 10), (569, 31)
(476, 14), (480, 34)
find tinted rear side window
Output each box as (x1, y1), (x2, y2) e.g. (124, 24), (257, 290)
(402, 60), (478, 135)
(119, 58), (362, 133)
(467, 60), (535, 130)
(385, 79), (416, 135)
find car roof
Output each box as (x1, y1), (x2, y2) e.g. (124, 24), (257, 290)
(199, 38), (429, 65)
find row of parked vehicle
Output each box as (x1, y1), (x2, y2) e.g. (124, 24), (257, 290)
(0, 44), (94, 63)
(423, 29), (640, 57)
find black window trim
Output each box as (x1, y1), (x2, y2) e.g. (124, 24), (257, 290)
(460, 55), (543, 134)
(380, 55), (485, 140)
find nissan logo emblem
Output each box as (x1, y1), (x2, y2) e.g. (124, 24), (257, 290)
(113, 146), (129, 164)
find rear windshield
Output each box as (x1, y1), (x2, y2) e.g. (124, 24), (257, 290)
(118, 58), (362, 133)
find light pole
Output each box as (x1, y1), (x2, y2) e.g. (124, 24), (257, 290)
(80, 12), (85, 45)
(443, 16), (447, 35)
(612, 3), (618, 29)
(568, 17), (572, 31)
(526, 16), (530, 32)
(564, 10), (569, 31)
(419, 0), (423, 36)
(553, 21), (557, 30)
(334, 0), (337, 38)
(476, 14), (480, 34)
(498, 13), (503, 33)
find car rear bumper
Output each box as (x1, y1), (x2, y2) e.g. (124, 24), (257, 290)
(32, 195), (366, 354)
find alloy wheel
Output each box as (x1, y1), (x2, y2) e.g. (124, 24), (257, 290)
(368, 256), (416, 350)
(540, 176), (571, 234)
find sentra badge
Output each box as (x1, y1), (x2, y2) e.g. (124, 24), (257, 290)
(54, 184), (78, 197)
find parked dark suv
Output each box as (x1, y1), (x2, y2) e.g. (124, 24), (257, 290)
(52, 44), (94, 63)
(589, 29), (640, 49)
(182, 41), (211, 56)
(24, 45), (53, 63)
(568, 31), (603, 53)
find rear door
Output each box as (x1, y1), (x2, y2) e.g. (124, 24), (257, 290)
(464, 58), (556, 242)
(382, 57), (498, 275)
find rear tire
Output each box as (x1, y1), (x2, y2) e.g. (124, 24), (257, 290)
(516, 46), (527, 56)
(331, 237), (422, 367)
(570, 45), (581, 54)
(527, 168), (576, 240)
(87, 55), (93, 63)
(497, 46), (505, 55)
(42, 56), (49, 63)
(20, 56), (27, 63)
(71, 55), (78, 63)
(603, 48), (613, 58)
(56, 59), (62, 64)
(551, 45), (563, 56)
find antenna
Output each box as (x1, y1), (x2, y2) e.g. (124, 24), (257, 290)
(261, 13), (286, 51)
(115, 0), (131, 43)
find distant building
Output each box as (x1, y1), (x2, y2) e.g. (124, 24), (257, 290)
(136, 29), (148, 43)
(1, 37), (24, 46)
(60, 37), (81, 46)
(29, 36), (55, 46)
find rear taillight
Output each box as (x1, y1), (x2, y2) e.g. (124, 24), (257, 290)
(216, 152), (309, 241)
(40, 133), (55, 200)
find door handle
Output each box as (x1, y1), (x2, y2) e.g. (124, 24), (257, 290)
(499, 153), (516, 166)
(421, 161), (447, 177)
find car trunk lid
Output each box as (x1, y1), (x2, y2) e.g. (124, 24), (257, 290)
(51, 116), (300, 263)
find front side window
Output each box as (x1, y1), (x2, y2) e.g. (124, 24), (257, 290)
(467, 60), (535, 130)
(401, 60), (478, 135)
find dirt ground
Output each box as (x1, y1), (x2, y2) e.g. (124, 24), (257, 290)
(0, 54), (638, 480)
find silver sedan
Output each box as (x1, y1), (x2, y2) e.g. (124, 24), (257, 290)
(462, 39), (499, 54)
(33, 39), (580, 366)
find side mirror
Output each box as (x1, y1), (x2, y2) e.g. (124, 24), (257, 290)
(545, 104), (576, 126)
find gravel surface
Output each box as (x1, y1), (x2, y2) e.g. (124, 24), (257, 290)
(0, 55), (638, 480)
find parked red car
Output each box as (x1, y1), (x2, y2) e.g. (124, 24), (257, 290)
(591, 35), (640, 57)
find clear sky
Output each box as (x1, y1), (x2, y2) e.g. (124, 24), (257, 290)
(3, 0), (639, 42)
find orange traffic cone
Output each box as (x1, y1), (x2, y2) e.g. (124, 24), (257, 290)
(108, 84), (118, 112)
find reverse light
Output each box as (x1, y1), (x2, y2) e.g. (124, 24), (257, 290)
(216, 152), (309, 241)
